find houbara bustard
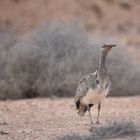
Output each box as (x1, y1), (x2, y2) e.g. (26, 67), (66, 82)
(74, 44), (116, 124)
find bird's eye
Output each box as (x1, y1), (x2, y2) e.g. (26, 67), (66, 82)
(96, 79), (99, 84)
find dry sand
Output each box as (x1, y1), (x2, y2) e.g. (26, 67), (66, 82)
(0, 96), (139, 140)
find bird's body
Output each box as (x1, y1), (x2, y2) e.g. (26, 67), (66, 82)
(74, 44), (115, 124)
(75, 72), (111, 106)
(81, 82), (110, 105)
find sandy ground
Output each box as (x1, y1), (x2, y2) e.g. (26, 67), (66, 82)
(0, 96), (139, 140)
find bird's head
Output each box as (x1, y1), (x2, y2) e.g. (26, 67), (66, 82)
(101, 44), (116, 54)
(78, 104), (87, 116)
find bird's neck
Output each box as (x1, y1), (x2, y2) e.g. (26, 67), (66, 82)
(98, 51), (107, 75)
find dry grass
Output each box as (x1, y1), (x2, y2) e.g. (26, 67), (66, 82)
(0, 97), (139, 140)
(59, 121), (139, 140)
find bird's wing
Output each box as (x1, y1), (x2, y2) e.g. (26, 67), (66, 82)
(74, 71), (97, 108)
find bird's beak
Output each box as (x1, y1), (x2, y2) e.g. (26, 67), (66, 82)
(111, 45), (116, 47)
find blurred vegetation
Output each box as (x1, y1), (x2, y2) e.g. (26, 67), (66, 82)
(58, 120), (139, 140)
(0, 21), (139, 99)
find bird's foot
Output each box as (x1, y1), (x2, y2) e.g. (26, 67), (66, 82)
(96, 121), (101, 125)
(89, 122), (94, 131)
(90, 122), (94, 125)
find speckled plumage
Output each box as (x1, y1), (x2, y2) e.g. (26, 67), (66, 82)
(74, 44), (116, 124)
(74, 71), (97, 109)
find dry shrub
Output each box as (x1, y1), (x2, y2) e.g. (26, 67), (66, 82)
(0, 24), (18, 99)
(0, 21), (140, 99)
(91, 4), (103, 19)
(58, 120), (139, 140)
(119, 2), (132, 10)
(11, 22), (99, 98)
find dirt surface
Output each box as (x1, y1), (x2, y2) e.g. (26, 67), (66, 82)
(0, 0), (139, 33)
(0, 96), (139, 140)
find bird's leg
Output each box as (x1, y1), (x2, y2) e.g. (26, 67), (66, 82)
(96, 102), (101, 124)
(87, 105), (93, 125)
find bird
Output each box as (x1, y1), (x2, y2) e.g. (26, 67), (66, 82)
(74, 44), (116, 125)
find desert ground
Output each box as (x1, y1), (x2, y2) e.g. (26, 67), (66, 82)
(0, 96), (139, 140)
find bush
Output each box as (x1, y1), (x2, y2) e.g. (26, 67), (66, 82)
(0, 24), (18, 99)
(0, 21), (140, 99)
(58, 120), (139, 140)
(8, 22), (98, 98)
